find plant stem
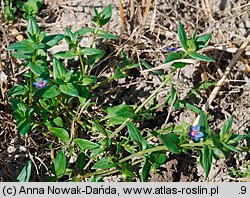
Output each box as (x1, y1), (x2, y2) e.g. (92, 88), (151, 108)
(109, 68), (177, 139)
(78, 51), (86, 77)
(91, 75), (114, 90)
(29, 50), (37, 106)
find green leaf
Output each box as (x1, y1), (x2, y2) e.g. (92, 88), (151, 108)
(8, 85), (29, 97)
(119, 162), (135, 181)
(74, 138), (99, 151)
(81, 47), (105, 58)
(33, 85), (60, 98)
(127, 122), (147, 150)
(141, 157), (151, 182)
(77, 27), (94, 36)
(164, 52), (187, 68)
(159, 133), (180, 154)
(186, 39), (196, 52)
(114, 67), (126, 79)
(7, 40), (34, 53)
(179, 100), (202, 114)
(153, 152), (167, 168)
(12, 53), (29, 60)
(188, 51), (214, 62)
(53, 117), (63, 127)
(97, 29), (119, 39)
(221, 141), (240, 153)
(43, 34), (64, 48)
(27, 16), (40, 36)
(195, 34), (211, 49)
(53, 58), (67, 84)
(178, 22), (188, 50)
(92, 156), (116, 170)
(99, 4), (112, 26)
(28, 61), (48, 76)
(52, 150), (66, 179)
(213, 148), (226, 159)
(81, 75), (97, 86)
(53, 50), (77, 59)
(18, 119), (31, 137)
(17, 161), (32, 182)
(198, 111), (209, 138)
(172, 122), (190, 135)
(105, 104), (136, 125)
(59, 83), (79, 97)
(48, 126), (70, 143)
(220, 115), (233, 140)
(31, 43), (45, 49)
(166, 81), (179, 110)
(76, 152), (86, 171)
(201, 146), (212, 177)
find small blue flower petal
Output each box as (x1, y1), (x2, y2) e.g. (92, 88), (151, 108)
(194, 125), (200, 131)
(196, 132), (204, 138)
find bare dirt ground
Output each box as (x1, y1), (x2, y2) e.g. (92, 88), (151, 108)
(0, 0), (249, 181)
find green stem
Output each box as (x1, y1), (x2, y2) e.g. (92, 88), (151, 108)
(109, 68), (177, 139)
(29, 50), (37, 106)
(78, 51), (86, 77)
(119, 145), (167, 163)
(90, 28), (99, 48)
(91, 75), (114, 90)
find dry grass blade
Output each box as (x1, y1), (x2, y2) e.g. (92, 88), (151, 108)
(143, 59), (198, 72)
(118, 0), (126, 34)
(204, 0), (215, 23)
(193, 34), (250, 126)
(142, 0), (152, 28)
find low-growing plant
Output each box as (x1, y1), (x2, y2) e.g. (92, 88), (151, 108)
(8, 4), (249, 182)
(2, 0), (43, 22)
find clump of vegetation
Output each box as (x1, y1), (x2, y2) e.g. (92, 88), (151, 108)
(7, 4), (249, 181)
(2, 0), (43, 22)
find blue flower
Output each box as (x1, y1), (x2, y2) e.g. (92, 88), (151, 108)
(164, 46), (178, 52)
(188, 125), (204, 142)
(33, 78), (47, 89)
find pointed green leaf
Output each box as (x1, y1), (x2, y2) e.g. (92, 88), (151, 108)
(164, 52), (187, 68)
(28, 62), (48, 76)
(141, 157), (151, 182)
(159, 133), (180, 154)
(7, 40), (35, 53)
(97, 29), (119, 39)
(201, 146), (212, 177)
(220, 116), (233, 140)
(53, 58), (67, 84)
(105, 104), (136, 125)
(48, 126), (70, 143)
(8, 85), (29, 97)
(43, 34), (64, 48)
(74, 138), (99, 151)
(221, 141), (240, 153)
(77, 27), (94, 36)
(18, 119), (31, 137)
(92, 156), (116, 170)
(127, 122), (147, 150)
(17, 161), (32, 182)
(53, 50), (77, 59)
(195, 34), (211, 49)
(59, 83), (78, 97)
(27, 16), (40, 36)
(33, 85), (60, 98)
(52, 150), (66, 179)
(188, 51), (214, 62)
(178, 22), (188, 50)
